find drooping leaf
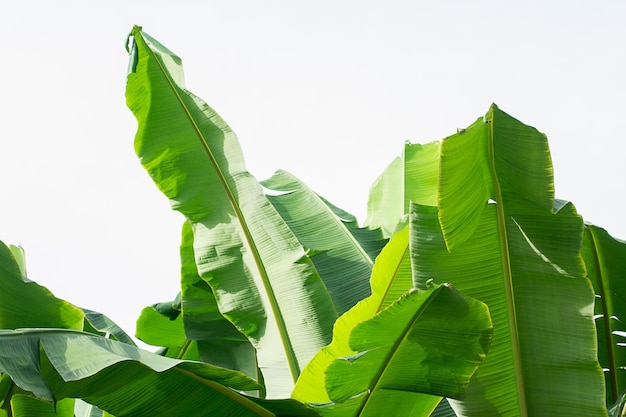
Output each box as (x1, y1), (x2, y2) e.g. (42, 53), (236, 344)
(365, 141), (440, 237)
(0, 328), (319, 417)
(179, 221), (260, 380)
(0, 241), (126, 417)
(136, 221), (259, 383)
(411, 105), (606, 416)
(582, 224), (626, 406)
(125, 26), (337, 397)
(262, 169), (387, 314)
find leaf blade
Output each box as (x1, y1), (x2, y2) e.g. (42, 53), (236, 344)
(126, 27), (337, 397)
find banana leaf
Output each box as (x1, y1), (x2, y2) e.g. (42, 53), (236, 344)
(582, 224), (626, 405)
(262, 169), (387, 314)
(136, 221), (259, 384)
(0, 241), (125, 416)
(0, 328), (320, 417)
(293, 227), (493, 416)
(410, 105), (606, 416)
(365, 141), (440, 237)
(0, 241), (84, 331)
(0, 242), (81, 415)
(126, 26), (337, 397)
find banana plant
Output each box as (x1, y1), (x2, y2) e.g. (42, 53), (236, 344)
(126, 25), (340, 398)
(125, 24), (493, 404)
(0, 24), (624, 417)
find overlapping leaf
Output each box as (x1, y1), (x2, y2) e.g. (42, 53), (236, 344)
(136, 221), (259, 383)
(293, 227), (493, 417)
(126, 26), (337, 397)
(0, 328), (320, 417)
(411, 105), (605, 416)
(365, 141), (440, 237)
(262, 170), (387, 314)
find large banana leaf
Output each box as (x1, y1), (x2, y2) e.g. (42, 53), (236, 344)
(582, 224), (626, 405)
(0, 328), (320, 417)
(410, 105), (606, 416)
(0, 242), (82, 416)
(136, 221), (259, 383)
(293, 227), (493, 416)
(262, 169), (387, 314)
(0, 241), (84, 331)
(365, 141), (440, 237)
(126, 26), (337, 397)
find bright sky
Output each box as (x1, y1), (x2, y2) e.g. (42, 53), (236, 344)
(1, 1), (624, 337)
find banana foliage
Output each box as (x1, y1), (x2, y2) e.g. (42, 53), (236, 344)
(0, 26), (624, 417)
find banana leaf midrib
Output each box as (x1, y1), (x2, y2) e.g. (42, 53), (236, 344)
(376, 241), (409, 312)
(586, 227), (618, 402)
(353, 286), (442, 416)
(486, 109), (528, 417)
(134, 30), (301, 381)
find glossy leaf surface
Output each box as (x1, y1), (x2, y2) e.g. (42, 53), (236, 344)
(136, 221), (259, 382)
(294, 228), (492, 416)
(126, 26), (337, 397)
(262, 169), (387, 314)
(411, 105), (606, 416)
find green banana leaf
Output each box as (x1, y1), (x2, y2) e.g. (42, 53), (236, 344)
(410, 105), (606, 416)
(0, 241), (84, 331)
(0, 328), (320, 417)
(126, 26), (337, 398)
(0, 241), (81, 416)
(261, 169), (387, 314)
(582, 224), (626, 405)
(293, 227), (493, 417)
(365, 141), (440, 237)
(292, 226), (413, 405)
(136, 221), (259, 384)
(1, 241), (132, 344)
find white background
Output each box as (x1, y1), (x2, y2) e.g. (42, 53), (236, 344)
(1, 1), (624, 337)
